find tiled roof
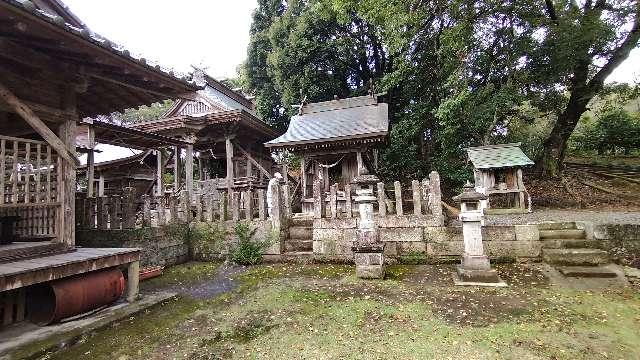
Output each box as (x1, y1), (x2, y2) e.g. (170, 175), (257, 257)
(466, 143), (534, 169)
(265, 95), (389, 148)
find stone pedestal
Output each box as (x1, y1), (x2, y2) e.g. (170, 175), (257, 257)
(351, 174), (385, 279)
(453, 183), (505, 286)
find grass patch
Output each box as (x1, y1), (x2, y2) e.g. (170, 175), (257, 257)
(44, 264), (640, 360)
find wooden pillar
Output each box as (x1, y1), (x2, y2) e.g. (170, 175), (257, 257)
(225, 136), (234, 194)
(97, 175), (105, 196)
(356, 151), (364, 176)
(300, 156), (307, 198)
(186, 144), (194, 199)
(57, 118), (76, 246)
(155, 149), (163, 196)
(282, 161), (288, 185)
(246, 156), (252, 180)
(173, 146), (181, 191)
(86, 125), (95, 197)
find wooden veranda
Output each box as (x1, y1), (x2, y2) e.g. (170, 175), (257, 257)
(0, 0), (199, 328)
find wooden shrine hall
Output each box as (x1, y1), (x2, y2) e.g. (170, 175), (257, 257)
(0, 0), (199, 328)
(129, 68), (281, 194)
(76, 119), (192, 198)
(265, 94), (389, 213)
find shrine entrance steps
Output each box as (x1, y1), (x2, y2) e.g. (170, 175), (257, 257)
(540, 222), (617, 278)
(284, 217), (313, 254)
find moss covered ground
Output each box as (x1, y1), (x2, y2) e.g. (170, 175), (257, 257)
(33, 262), (640, 360)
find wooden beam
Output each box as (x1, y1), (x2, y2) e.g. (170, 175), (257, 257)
(225, 136), (234, 194)
(155, 149), (163, 196)
(185, 144), (194, 198)
(232, 140), (272, 179)
(173, 146), (181, 190)
(0, 81), (79, 166)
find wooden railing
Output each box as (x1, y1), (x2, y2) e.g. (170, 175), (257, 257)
(0, 135), (59, 238)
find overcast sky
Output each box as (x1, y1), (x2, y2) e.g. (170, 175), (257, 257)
(65, 0), (257, 79)
(64, 1), (638, 163)
(65, 1), (638, 83)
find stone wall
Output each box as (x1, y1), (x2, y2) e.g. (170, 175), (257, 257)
(190, 220), (284, 261)
(312, 216), (540, 260)
(593, 224), (640, 265)
(77, 227), (189, 268)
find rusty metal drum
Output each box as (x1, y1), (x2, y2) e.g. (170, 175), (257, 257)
(26, 268), (125, 325)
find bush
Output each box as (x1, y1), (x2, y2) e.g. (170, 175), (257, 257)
(229, 222), (274, 265)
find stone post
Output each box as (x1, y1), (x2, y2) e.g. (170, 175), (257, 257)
(351, 174), (385, 279)
(453, 182), (505, 286)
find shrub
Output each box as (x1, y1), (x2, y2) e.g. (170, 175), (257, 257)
(229, 222), (274, 265)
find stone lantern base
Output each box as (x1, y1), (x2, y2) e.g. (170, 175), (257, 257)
(454, 254), (506, 287)
(353, 244), (385, 279)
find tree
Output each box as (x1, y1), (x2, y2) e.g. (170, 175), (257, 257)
(243, 0), (391, 131)
(101, 100), (174, 125)
(534, 0), (640, 176)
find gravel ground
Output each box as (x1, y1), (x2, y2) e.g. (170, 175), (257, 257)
(446, 209), (640, 226)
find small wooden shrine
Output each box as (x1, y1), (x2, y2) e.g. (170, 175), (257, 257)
(129, 68), (281, 195)
(466, 143), (534, 214)
(265, 94), (389, 213)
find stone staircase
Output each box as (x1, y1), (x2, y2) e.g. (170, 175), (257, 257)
(540, 222), (617, 278)
(285, 217), (313, 254)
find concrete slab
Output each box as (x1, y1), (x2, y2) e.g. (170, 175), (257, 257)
(451, 272), (507, 287)
(0, 292), (176, 359)
(540, 264), (630, 290)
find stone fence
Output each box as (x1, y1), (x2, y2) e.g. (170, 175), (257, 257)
(311, 171), (444, 222)
(76, 185), (290, 230)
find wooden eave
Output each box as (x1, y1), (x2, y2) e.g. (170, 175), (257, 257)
(86, 120), (191, 150)
(0, 0), (201, 118)
(264, 132), (387, 152)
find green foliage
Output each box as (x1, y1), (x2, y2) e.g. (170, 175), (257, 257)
(107, 100), (175, 124)
(189, 223), (227, 261)
(229, 222), (274, 266)
(571, 108), (640, 155)
(244, 0), (640, 182)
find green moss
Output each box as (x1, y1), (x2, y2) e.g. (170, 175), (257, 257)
(141, 261), (222, 291)
(385, 265), (414, 280)
(39, 264), (640, 360)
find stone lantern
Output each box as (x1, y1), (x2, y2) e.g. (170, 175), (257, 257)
(351, 173), (385, 279)
(453, 182), (505, 286)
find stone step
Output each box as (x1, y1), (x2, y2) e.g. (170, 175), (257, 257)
(285, 239), (313, 252)
(290, 218), (313, 227)
(541, 239), (602, 249)
(288, 226), (313, 240)
(537, 222), (577, 231)
(542, 248), (609, 266)
(557, 266), (619, 278)
(539, 229), (585, 240)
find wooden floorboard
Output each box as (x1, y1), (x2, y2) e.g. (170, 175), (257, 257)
(0, 248), (141, 292)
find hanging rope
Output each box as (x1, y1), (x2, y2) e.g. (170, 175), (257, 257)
(314, 155), (345, 180)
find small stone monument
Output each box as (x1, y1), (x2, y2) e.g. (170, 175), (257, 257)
(351, 173), (385, 279)
(453, 182), (506, 286)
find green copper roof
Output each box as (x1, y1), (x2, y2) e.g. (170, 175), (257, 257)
(466, 143), (534, 169)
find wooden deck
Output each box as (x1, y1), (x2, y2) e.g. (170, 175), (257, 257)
(0, 248), (140, 292)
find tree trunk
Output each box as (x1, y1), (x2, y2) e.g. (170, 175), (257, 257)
(537, 89), (591, 177)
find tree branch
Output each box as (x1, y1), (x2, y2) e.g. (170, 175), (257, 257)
(587, 5), (640, 91)
(545, 0), (559, 24)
